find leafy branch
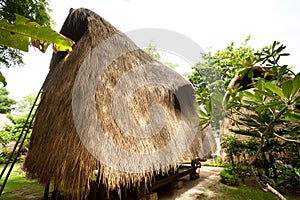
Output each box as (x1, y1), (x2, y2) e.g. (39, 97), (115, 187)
(249, 105), (288, 165)
(0, 14), (74, 52)
(222, 42), (300, 199)
(0, 14), (74, 86)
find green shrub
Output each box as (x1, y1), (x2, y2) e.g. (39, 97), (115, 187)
(0, 152), (9, 164)
(220, 167), (241, 186)
(0, 114), (33, 164)
(0, 114), (32, 146)
(201, 161), (228, 167)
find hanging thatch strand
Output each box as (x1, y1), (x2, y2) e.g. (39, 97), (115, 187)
(25, 8), (216, 199)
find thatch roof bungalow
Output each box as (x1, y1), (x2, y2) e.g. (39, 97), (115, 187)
(24, 8), (216, 199)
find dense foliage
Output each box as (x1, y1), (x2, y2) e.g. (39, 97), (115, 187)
(189, 38), (300, 198)
(15, 92), (38, 115)
(0, 92), (38, 164)
(0, 114), (32, 145)
(0, 0), (74, 86)
(221, 42), (299, 197)
(0, 114), (33, 164)
(220, 166), (241, 186)
(188, 37), (256, 132)
(0, 87), (15, 113)
(144, 42), (179, 69)
(0, 0), (51, 68)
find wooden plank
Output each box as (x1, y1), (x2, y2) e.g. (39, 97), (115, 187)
(151, 166), (198, 190)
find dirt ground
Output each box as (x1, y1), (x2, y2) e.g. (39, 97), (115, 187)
(5, 166), (299, 200)
(157, 166), (224, 200)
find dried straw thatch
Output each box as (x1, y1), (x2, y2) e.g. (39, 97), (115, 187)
(25, 8), (215, 199)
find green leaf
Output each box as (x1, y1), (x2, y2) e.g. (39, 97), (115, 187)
(241, 91), (259, 101)
(247, 69), (254, 78)
(276, 44), (286, 54)
(254, 89), (275, 98)
(243, 99), (260, 106)
(0, 71), (7, 86)
(223, 92), (230, 108)
(198, 118), (210, 126)
(255, 101), (282, 111)
(292, 72), (300, 97)
(284, 111), (300, 122)
(267, 59), (275, 65)
(248, 114), (263, 124)
(275, 55), (281, 64)
(231, 129), (260, 137)
(205, 96), (212, 114)
(271, 41), (277, 52)
(289, 126), (300, 136)
(198, 109), (209, 117)
(226, 102), (239, 110)
(238, 118), (260, 127)
(0, 14), (74, 52)
(279, 53), (290, 56)
(257, 79), (265, 91)
(282, 80), (293, 99)
(0, 20), (29, 51)
(265, 82), (285, 98)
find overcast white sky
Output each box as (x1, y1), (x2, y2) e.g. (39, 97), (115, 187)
(2, 0), (300, 100)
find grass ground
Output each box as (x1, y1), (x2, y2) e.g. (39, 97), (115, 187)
(198, 183), (280, 200)
(197, 176), (297, 200)
(0, 164), (298, 200)
(0, 163), (44, 200)
(200, 161), (228, 167)
(199, 161), (299, 200)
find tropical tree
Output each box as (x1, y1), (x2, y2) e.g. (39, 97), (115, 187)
(144, 42), (179, 69)
(0, 87), (15, 113)
(189, 37), (257, 132)
(219, 42), (299, 199)
(15, 92), (38, 115)
(0, 92), (39, 164)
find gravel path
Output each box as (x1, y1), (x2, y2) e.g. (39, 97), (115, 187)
(157, 166), (224, 200)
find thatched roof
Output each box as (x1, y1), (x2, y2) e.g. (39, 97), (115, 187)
(24, 8), (215, 198)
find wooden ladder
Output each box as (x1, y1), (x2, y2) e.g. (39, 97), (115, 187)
(0, 87), (42, 196)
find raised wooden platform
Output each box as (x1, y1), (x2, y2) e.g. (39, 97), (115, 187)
(47, 159), (202, 200)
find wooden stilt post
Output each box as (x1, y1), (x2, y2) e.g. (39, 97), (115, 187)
(44, 181), (50, 200)
(190, 159), (200, 180)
